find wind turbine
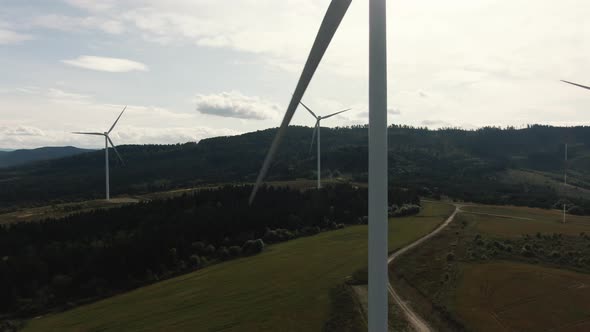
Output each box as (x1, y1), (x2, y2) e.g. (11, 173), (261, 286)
(560, 80), (589, 222)
(300, 101), (351, 189)
(73, 106), (126, 201)
(564, 143), (567, 223)
(249, 0), (389, 330)
(561, 80), (590, 91)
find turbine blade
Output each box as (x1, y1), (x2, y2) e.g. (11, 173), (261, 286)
(309, 120), (319, 154)
(300, 101), (318, 119)
(72, 132), (104, 136)
(108, 106), (127, 134)
(561, 80), (590, 91)
(106, 136), (125, 165)
(249, 0), (352, 205)
(322, 108), (351, 119)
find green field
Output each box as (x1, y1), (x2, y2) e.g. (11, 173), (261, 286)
(456, 261), (590, 332)
(461, 203), (590, 237)
(0, 198), (140, 225)
(22, 201), (453, 332)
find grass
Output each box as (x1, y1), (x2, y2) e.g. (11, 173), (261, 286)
(461, 204), (590, 237)
(394, 202), (590, 331)
(455, 261), (590, 332)
(0, 198), (140, 225)
(22, 201), (453, 332)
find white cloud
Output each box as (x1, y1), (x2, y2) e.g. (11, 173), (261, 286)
(63, 0), (116, 12)
(1, 125), (45, 137)
(421, 120), (453, 128)
(194, 91), (279, 120)
(113, 126), (238, 145)
(46, 88), (92, 104)
(0, 124), (238, 149)
(30, 14), (124, 34)
(62, 56), (148, 73)
(0, 86), (241, 149)
(0, 29), (33, 44)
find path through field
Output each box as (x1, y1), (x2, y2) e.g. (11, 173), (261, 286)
(387, 205), (460, 332)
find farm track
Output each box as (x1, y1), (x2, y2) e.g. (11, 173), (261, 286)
(387, 205), (460, 332)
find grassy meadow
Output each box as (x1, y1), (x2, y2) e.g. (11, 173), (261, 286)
(22, 201), (453, 332)
(461, 203), (590, 237)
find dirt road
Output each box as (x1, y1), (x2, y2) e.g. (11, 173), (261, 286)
(387, 205), (460, 332)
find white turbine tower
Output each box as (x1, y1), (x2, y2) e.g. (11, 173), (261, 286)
(561, 80), (590, 222)
(300, 101), (351, 189)
(73, 106), (127, 201)
(249, 0), (389, 330)
(564, 143), (567, 223)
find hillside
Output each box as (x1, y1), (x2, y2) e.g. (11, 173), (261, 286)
(2, 125), (590, 212)
(20, 201), (454, 332)
(0, 146), (93, 169)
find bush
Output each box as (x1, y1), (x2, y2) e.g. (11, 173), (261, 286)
(189, 255), (202, 268)
(350, 267), (368, 285)
(446, 252), (455, 262)
(228, 246), (242, 257)
(242, 239), (265, 255)
(568, 205), (585, 215)
(216, 246), (230, 260)
(301, 226), (320, 236)
(204, 244), (216, 256)
(191, 241), (206, 254)
(388, 204), (421, 217)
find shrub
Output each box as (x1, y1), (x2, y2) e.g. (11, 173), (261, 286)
(204, 244), (216, 256)
(446, 252), (455, 262)
(216, 246), (230, 260)
(228, 246), (242, 257)
(189, 255), (201, 268)
(191, 241), (206, 254)
(242, 239), (265, 255)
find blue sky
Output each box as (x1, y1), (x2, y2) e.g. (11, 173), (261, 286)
(1, 0), (589, 148)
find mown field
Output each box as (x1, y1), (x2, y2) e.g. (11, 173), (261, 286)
(22, 201), (453, 332)
(461, 203), (590, 237)
(456, 261), (590, 332)
(394, 203), (590, 331)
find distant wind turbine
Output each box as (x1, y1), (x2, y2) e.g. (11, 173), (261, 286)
(249, 0), (390, 330)
(300, 101), (351, 189)
(560, 79), (589, 221)
(563, 143), (568, 223)
(561, 80), (590, 91)
(73, 106), (126, 201)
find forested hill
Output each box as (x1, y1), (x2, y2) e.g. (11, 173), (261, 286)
(2, 124), (590, 211)
(0, 146), (93, 168)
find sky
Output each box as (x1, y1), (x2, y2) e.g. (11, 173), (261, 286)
(0, 0), (589, 149)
